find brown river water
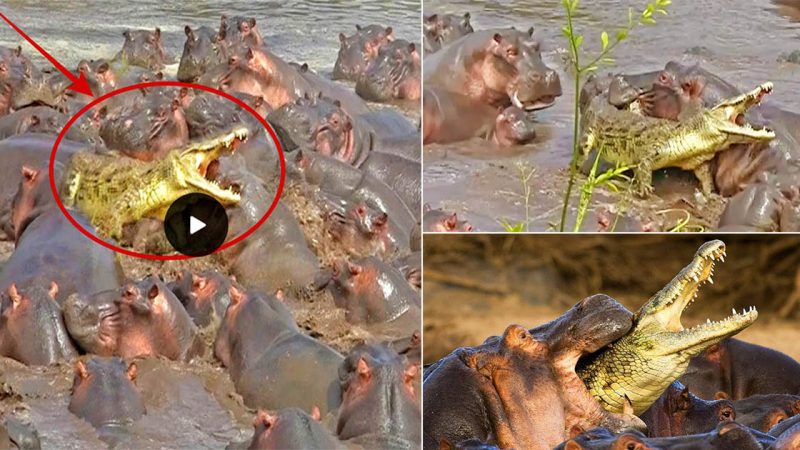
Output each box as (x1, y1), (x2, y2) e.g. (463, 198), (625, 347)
(0, 1), (420, 448)
(423, 0), (800, 231)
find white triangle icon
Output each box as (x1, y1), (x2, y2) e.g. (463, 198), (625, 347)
(189, 216), (206, 235)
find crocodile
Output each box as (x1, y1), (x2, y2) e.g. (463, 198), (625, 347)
(581, 82), (776, 196)
(61, 127), (248, 240)
(577, 240), (758, 415)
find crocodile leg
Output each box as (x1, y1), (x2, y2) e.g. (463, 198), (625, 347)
(693, 161), (715, 195)
(632, 160), (654, 197)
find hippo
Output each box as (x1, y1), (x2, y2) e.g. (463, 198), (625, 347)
(178, 25), (227, 82)
(557, 422), (768, 449)
(293, 63), (372, 116)
(730, 394), (800, 432)
(76, 59), (118, 96)
(333, 25), (394, 81)
(679, 338), (800, 400)
(115, 28), (167, 70)
(423, 295), (644, 450)
(423, 206), (474, 232)
(0, 416), (41, 450)
(717, 183), (786, 231)
(219, 46), (312, 110)
(336, 343), (421, 448)
(773, 421), (800, 450)
(423, 86), (536, 145)
(424, 13), (474, 54)
(218, 15), (263, 49)
(0, 208), (123, 303)
(169, 269), (231, 328)
(355, 39), (420, 102)
(62, 276), (202, 361)
(326, 200), (410, 259)
(425, 28), (562, 111)
(213, 283), (344, 415)
(295, 150), (418, 229)
(68, 357), (146, 429)
(359, 151), (421, 216)
(324, 256), (420, 329)
(639, 381), (735, 437)
(218, 158), (320, 292)
(0, 283), (77, 366)
(240, 408), (344, 450)
(0, 106), (67, 140)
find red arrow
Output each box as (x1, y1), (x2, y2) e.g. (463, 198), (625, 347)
(0, 12), (93, 97)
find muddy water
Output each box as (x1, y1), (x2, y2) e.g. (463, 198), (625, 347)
(423, 0), (800, 231)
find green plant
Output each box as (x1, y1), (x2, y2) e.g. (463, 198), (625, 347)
(497, 162), (536, 232)
(558, 0), (671, 231)
(573, 152), (632, 231)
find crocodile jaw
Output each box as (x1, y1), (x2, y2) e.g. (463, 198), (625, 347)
(176, 127), (247, 204)
(711, 82), (776, 141)
(633, 239), (757, 356)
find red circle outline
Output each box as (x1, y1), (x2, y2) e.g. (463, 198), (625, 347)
(48, 81), (286, 261)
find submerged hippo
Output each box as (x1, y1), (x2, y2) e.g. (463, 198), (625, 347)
(424, 13), (474, 54)
(336, 343), (421, 448)
(355, 39), (420, 102)
(0, 283), (77, 366)
(333, 25), (394, 81)
(425, 28), (562, 111)
(68, 357), (146, 429)
(214, 284), (344, 415)
(115, 28), (167, 70)
(242, 408), (344, 450)
(326, 200), (410, 259)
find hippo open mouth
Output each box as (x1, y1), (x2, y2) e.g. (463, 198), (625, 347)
(511, 91), (559, 111)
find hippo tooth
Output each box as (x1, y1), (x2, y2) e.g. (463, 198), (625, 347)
(706, 318), (711, 324)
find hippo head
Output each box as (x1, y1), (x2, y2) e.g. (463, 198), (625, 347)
(328, 202), (391, 257)
(220, 47), (293, 110)
(0, 282), (76, 366)
(63, 289), (122, 356)
(68, 357), (146, 428)
(423, 13), (474, 52)
(77, 59), (116, 95)
(544, 294), (633, 359)
(333, 25), (394, 81)
(422, 206), (474, 232)
(219, 15), (263, 47)
(147, 98), (190, 158)
(336, 344), (420, 442)
(642, 382), (735, 437)
(178, 26), (225, 82)
(119, 28), (167, 70)
(484, 28), (562, 111)
(247, 408), (338, 449)
(171, 270), (231, 328)
(493, 106), (537, 146)
(356, 40), (420, 102)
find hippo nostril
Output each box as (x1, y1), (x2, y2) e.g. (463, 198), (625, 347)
(530, 73), (541, 83)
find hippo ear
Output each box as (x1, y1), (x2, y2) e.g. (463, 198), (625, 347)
(463, 12), (471, 20)
(492, 33), (504, 45)
(254, 410), (275, 429)
(339, 33), (346, 45)
(403, 363), (419, 384)
(527, 26), (535, 37)
(562, 440), (583, 450)
(28, 115), (40, 127)
(717, 422), (740, 436)
(228, 284), (244, 305)
(147, 283), (159, 301)
(385, 27), (393, 37)
(246, 47), (255, 60)
(438, 439), (455, 450)
(154, 27), (161, 39)
(191, 274), (207, 291)
(677, 386), (691, 410)
(248, 18), (256, 28)
(714, 391), (729, 400)
(127, 362), (138, 381)
(426, 14), (438, 23)
(408, 42), (416, 54)
(445, 213), (458, 230)
(184, 25), (193, 38)
(310, 406), (321, 421)
(123, 30), (131, 39)
(48, 282), (59, 301)
(300, 63), (308, 72)
(14, 46), (22, 57)
(75, 360), (89, 379)
(332, 99), (342, 107)
(7, 284), (21, 308)
(97, 61), (110, 74)
(21, 166), (39, 183)
(347, 262), (363, 276)
(356, 357), (371, 378)
(568, 425), (584, 439)
(424, 203), (432, 212)
(253, 96), (264, 108)
(355, 24), (362, 31)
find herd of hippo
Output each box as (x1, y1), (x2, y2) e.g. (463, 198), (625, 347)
(0, 12), (421, 450)
(421, 10), (800, 232)
(424, 240), (800, 449)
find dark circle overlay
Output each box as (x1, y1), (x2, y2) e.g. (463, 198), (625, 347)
(48, 80), (286, 261)
(164, 193), (229, 257)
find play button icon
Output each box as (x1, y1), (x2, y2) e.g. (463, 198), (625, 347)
(164, 193), (229, 257)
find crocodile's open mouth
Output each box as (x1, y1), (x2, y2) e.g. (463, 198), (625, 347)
(179, 127), (248, 203)
(638, 240), (758, 353)
(714, 82), (776, 140)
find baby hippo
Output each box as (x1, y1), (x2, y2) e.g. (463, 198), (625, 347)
(68, 357), (146, 429)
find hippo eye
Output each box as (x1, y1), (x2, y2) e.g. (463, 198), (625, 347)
(720, 408), (733, 420)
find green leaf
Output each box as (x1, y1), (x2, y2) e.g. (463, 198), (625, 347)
(600, 57), (615, 65)
(600, 31), (609, 51)
(641, 16), (657, 25)
(575, 34), (583, 48)
(616, 29), (628, 41)
(584, 65), (598, 73)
